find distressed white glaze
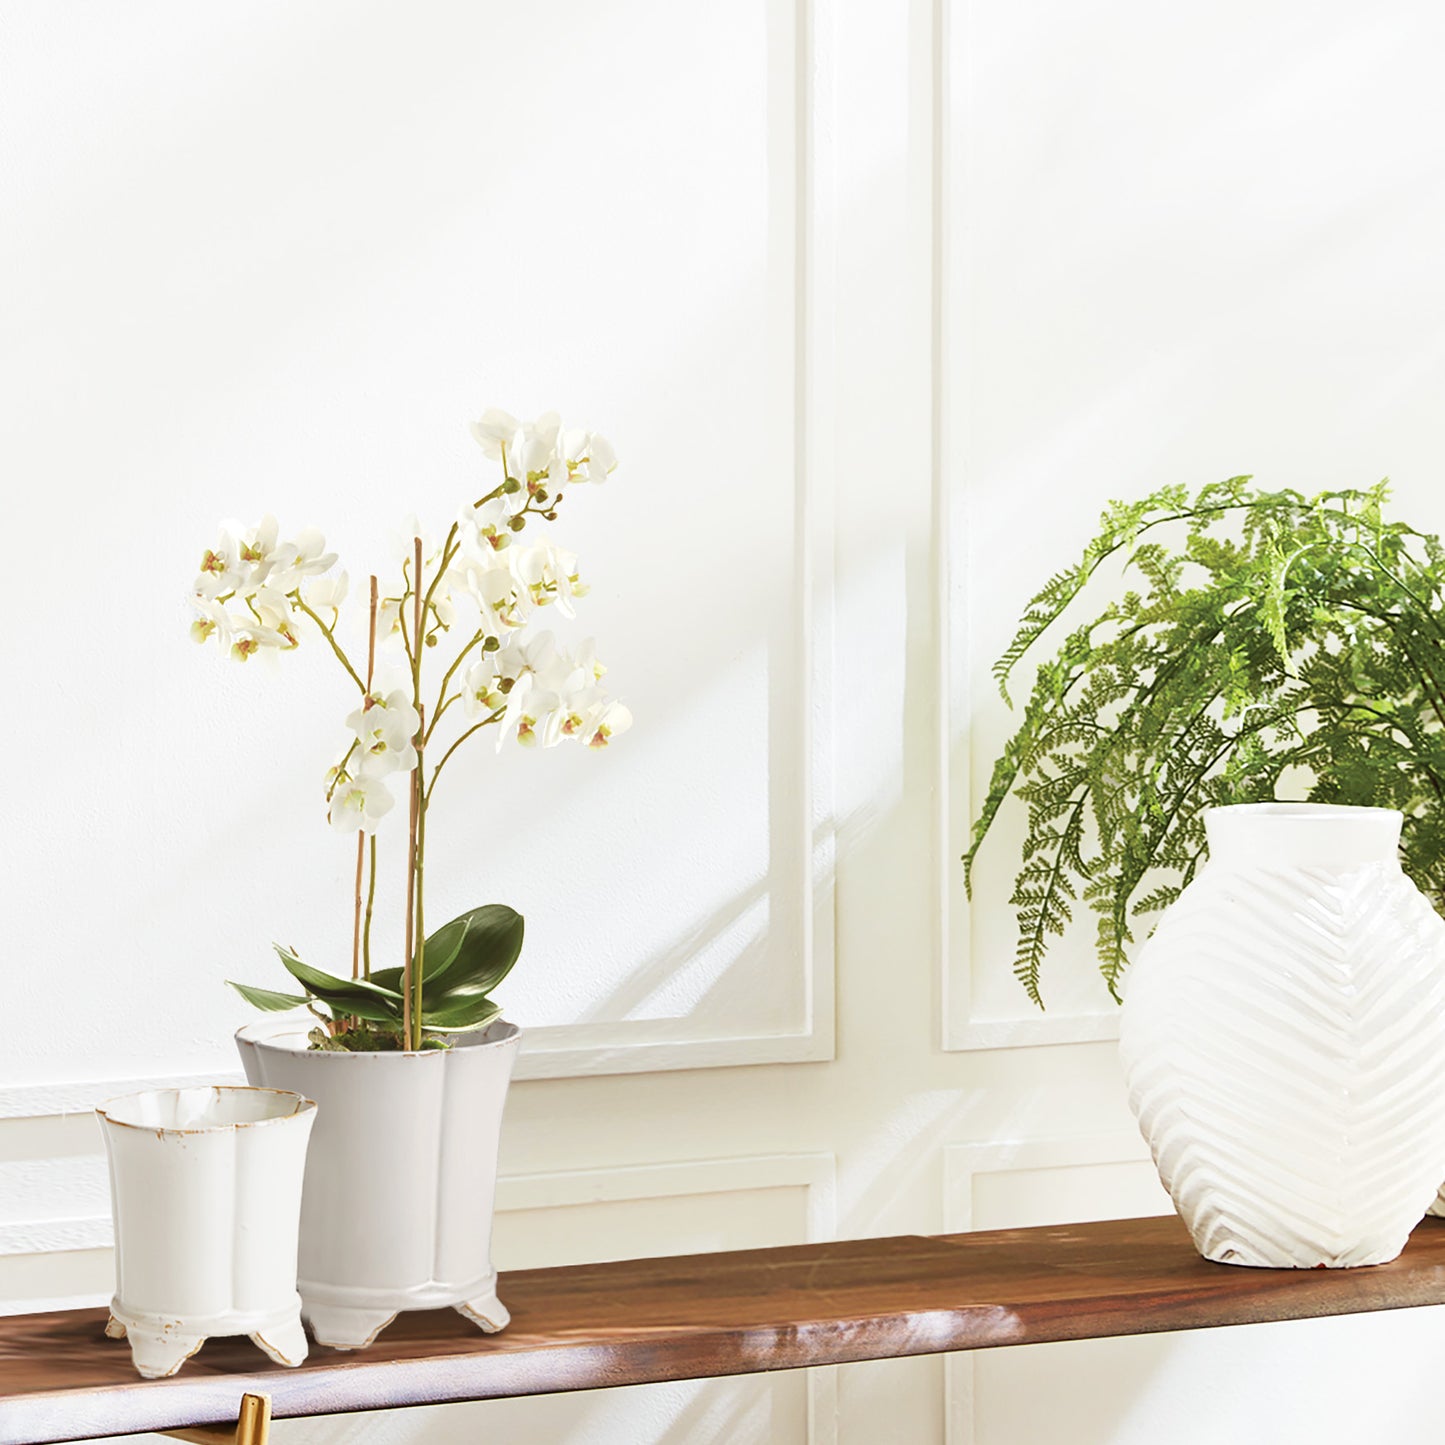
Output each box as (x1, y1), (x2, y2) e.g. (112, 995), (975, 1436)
(97, 1085), (316, 1378)
(1120, 803), (1445, 1268)
(236, 1017), (520, 1349)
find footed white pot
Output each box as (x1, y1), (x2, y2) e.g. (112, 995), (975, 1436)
(237, 1017), (520, 1349)
(1120, 803), (1445, 1268)
(97, 1086), (316, 1379)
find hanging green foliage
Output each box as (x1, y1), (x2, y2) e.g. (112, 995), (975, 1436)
(965, 477), (1445, 1008)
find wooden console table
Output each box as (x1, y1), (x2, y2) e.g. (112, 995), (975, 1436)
(4, 1214), (1445, 1443)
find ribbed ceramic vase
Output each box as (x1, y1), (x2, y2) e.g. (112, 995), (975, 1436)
(1119, 803), (1445, 1268)
(97, 1085), (316, 1379)
(237, 1016), (520, 1349)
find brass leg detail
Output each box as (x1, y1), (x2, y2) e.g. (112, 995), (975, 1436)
(162, 1393), (271, 1445)
(236, 1394), (272, 1445)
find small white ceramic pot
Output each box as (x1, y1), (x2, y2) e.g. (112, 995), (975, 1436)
(1120, 803), (1445, 1268)
(236, 1016), (521, 1350)
(97, 1085), (316, 1379)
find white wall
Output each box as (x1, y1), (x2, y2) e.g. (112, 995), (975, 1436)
(4, 1), (1445, 1441)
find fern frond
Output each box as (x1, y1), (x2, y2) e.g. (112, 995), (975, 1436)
(967, 477), (1445, 1008)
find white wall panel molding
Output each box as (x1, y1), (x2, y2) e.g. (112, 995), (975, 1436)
(496, 1152), (837, 1238)
(0, 1141), (837, 1256)
(0, 1157), (111, 1256)
(941, 1132), (1168, 1444)
(513, 0), (838, 1082)
(935, 0), (1119, 1054)
(0, 1074), (246, 1123)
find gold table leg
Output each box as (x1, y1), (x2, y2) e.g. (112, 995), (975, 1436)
(162, 1393), (271, 1445)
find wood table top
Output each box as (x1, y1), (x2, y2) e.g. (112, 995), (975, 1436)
(5, 1214), (1445, 1442)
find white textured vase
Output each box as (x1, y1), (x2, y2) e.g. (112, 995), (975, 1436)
(236, 1016), (520, 1349)
(1119, 803), (1445, 1268)
(97, 1085), (316, 1379)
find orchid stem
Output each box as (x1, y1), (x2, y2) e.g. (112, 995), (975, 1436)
(352, 577), (379, 983)
(425, 709), (504, 803)
(427, 630), (485, 744)
(409, 537), (426, 1050)
(403, 760), (417, 1047)
(413, 703), (427, 1052)
(363, 834), (376, 981)
(351, 833), (364, 982)
(293, 596), (365, 691)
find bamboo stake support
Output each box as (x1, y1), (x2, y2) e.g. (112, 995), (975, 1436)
(162, 1392), (270, 1445)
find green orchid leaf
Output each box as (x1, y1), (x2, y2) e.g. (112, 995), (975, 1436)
(420, 992), (504, 1033)
(227, 980), (310, 1013)
(364, 908), (523, 1005)
(307, 992), (405, 1025)
(274, 944), (404, 1022)
(417, 904), (524, 997)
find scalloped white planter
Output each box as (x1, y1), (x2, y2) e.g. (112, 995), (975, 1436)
(236, 1016), (521, 1349)
(97, 1085), (316, 1379)
(1120, 803), (1445, 1268)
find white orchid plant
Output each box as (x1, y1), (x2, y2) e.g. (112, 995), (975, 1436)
(192, 409), (630, 1051)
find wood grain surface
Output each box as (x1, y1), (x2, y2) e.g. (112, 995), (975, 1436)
(4, 1215), (1445, 1443)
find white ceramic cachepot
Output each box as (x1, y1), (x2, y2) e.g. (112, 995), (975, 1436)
(236, 1016), (521, 1349)
(97, 1085), (316, 1379)
(1120, 803), (1445, 1268)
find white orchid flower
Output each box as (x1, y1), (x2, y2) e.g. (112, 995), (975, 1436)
(374, 594), (407, 640)
(562, 429), (617, 484)
(234, 515), (280, 569)
(452, 557), (526, 633)
(228, 622), (289, 662)
(465, 496), (517, 553)
(513, 689), (566, 748)
(552, 682), (603, 742)
(582, 433), (617, 482)
(249, 586), (301, 648)
(194, 406), (629, 882)
(189, 595), (233, 646)
(327, 769), (395, 833)
(469, 408), (521, 461)
(264, 527), (337, 593)
(194, 532), (247, 600)
(496, 629), (559, 681)
(513, 543), (580, 618)
(346, 688), (421, 776)
(461, 655), (507, 717)
(304, 571), (349, 615)
(518, 411), (562, 477)
(582, 699), (632, 749)
(486, 632), (617, 749)
(496, 670), (535, 752)
(574, 638), (606, 683)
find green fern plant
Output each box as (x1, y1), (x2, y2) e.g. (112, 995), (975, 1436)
(965, 477), (1445, 1008)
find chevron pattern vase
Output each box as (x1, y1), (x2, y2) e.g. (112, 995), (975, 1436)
(1120, 803), (1445, 1268)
